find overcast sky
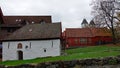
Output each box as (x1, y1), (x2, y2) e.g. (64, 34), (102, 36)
(0, 0), (93, 31)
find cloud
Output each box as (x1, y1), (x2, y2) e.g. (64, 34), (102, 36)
(1, 0), (92, 31)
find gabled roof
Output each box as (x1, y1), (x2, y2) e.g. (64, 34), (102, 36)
(65, 27), (112, 38)
(3, 23), (61, 41)
(89, 20), (95, 25)
(81, 19), (88, 24)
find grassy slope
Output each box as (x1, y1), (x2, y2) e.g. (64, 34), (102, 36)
(0, 45), (120, 66)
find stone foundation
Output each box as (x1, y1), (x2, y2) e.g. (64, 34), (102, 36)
(0, 55), (120, 68)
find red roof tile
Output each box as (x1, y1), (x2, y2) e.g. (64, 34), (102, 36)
(65, 27), (112, 38)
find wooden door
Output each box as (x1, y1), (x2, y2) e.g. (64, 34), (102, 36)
(18, 51), (23, 60)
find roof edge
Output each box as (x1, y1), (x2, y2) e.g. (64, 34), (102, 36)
(2, 37), (61, 42)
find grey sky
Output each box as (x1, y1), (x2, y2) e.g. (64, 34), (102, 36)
(0, 0), (92, 31)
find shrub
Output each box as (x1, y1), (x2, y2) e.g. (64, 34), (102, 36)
(108, 59), (117, 65)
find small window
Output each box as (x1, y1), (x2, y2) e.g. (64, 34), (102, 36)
(17, 43), (22, 49)
(74, 39), (78, 44)
(8, 42), (10, 49)
(44, 48), (46, 52)
(25, 46), (28, 49)
(80, 38), (87, 44)
(30, 42), (31, 49)
(51, 41), (53, 48)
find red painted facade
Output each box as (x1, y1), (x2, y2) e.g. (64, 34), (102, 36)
(63, 28), (112, 48)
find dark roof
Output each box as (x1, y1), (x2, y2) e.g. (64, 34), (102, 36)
(65, 27), (112, 38)
(0, 7), (52, 24)
(3, 16), (52, 24)
(89, 20), (95, 25)
(81, 19), (88, 24)
(1, 24), (22, 28)
(3, 23), (61, 41)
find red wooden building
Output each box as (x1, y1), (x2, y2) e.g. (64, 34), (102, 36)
(62, 28), (112, 48)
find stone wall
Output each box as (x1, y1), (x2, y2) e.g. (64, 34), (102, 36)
(0, 55), (120, 68)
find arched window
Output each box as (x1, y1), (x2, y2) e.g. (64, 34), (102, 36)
(17, 43), (22, 49)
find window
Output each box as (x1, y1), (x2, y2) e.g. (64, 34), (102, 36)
(80, 38), (87, 44)
(74, 39), (78, 44)
(44, 48), (46, 52)
(51, 41), (53, 48)
(17, 43), (22, 49)
(25, 46), (28, 49)
(8, 42), (10, 49)
(30, 42), (31, 49)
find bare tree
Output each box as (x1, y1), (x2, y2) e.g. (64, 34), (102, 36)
(91, 0), (120, 43)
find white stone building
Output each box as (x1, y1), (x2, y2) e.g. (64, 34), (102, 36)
(2, 23), (62, 61)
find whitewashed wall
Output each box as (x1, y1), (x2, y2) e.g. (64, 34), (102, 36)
(2, 39), (61, 61)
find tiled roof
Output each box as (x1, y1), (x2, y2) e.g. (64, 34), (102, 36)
(1, 24), (22, 27)
(66, 28), (93, 37)
(3, 23), (61, 41)
(3, 16), (52, 24)
(65, 27), (112, 38)
(90, 28), (111, 37)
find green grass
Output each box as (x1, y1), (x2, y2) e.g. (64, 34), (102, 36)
(0, 45), (120, 66)
(66, 46), (120, 54)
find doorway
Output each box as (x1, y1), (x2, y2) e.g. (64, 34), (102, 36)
(17, 51), (23, 60)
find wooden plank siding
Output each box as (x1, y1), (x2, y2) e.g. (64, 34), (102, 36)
(63, 28), (112, 48)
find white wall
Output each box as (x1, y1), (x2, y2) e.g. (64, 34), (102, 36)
(2, 39), (61, 61)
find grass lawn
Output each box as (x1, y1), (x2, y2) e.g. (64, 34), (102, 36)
(0, 45), (120, 66)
